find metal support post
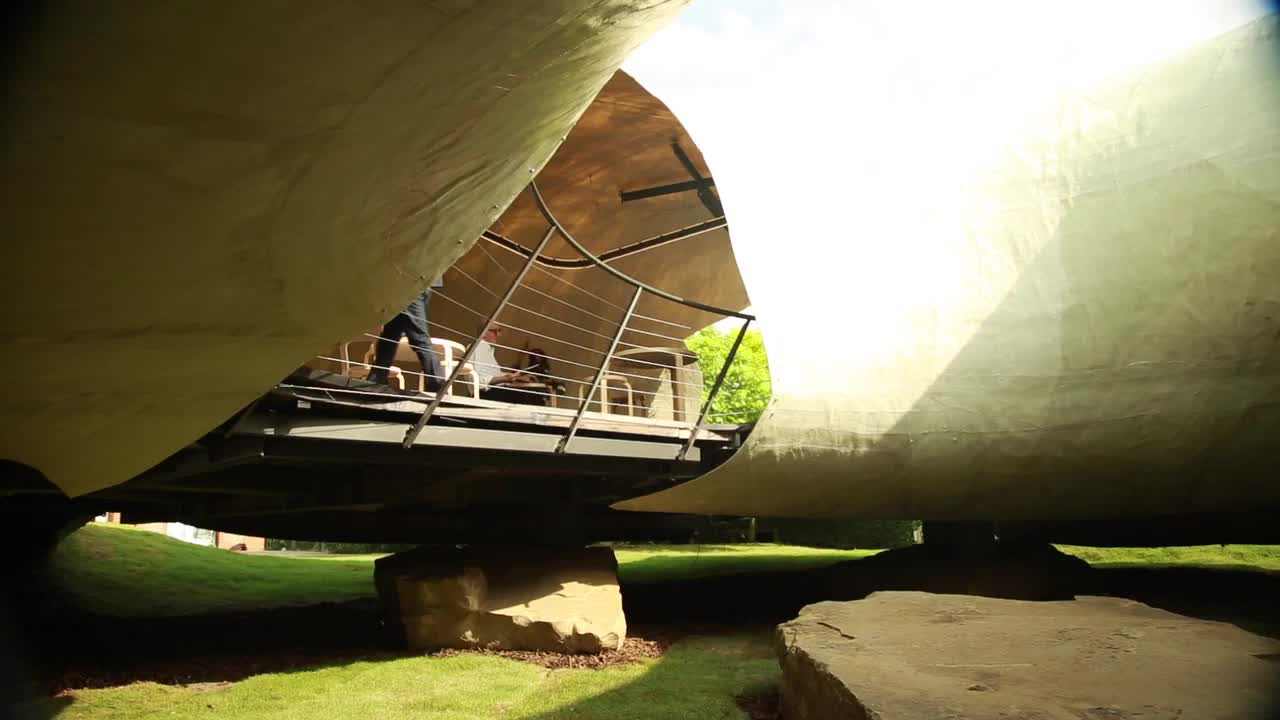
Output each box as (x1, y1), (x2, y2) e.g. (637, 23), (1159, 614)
(556, 287), (642, 454)
(401, 225), (557, 448)
(678, 317), (750, 461)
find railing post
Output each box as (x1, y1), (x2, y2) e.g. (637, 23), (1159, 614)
(678, 317), (750, 461)
(556, 286), (642, 454)
(530, 181), (752, 322)
(401, 224), (557, 448)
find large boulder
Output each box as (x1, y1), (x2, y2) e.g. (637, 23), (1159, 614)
(822, 542), (1095, 601)
(777, 592), (1280, 720)
(375, 546), (625, 653)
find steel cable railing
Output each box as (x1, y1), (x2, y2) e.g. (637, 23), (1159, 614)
(455, 260), (629, 335)
(332, 337), (675, 411)
(437, 288), (623, 346)
(432, 290), (709, 380)
(404, 182), (752, 458)
(462, 246), (695, 346)
(354, 319), (706, 393)
(445, 237), (719, 386)
(477, 236), (693, 332)
(325, 335), (711, 419)
(317, 316), (693, 406)
(326, 311), (723, 435)
(324, 317), (723, 437)
(279, 383), (708, 436)
(479, 215), (727, 270)
(303, 181), (754, 461)
(524, 182), (752, 459)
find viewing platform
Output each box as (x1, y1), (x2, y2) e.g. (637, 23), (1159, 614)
(86, 178), (756, 545)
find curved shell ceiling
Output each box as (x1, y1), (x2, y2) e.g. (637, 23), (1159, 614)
(0, 1), (690, 497)
(424, 70), (749, 387)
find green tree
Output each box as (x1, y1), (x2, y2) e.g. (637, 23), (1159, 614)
(686, 325), (772, 424)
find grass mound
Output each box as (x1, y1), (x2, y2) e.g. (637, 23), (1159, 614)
(1056, 544), (1280, 571)
(47, 525), (1280, 622)
(47, 524), (374, 616)
(46, 525), (876, 618)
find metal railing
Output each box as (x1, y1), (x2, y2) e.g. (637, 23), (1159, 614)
(364, 181), (752, 460)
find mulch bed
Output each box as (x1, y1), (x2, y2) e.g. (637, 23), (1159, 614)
(431, 636), (666, 670)
(48, 637), (669, 694)
(25, 578), (784, 695)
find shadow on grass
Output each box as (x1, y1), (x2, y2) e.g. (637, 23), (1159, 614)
(6, 696), (72, 720)
(520, 557), (1280, 720)
(624, 547), (1280, 639)
(8, 552), (1280, 719)
(6, 586), (404, 692)
(510, 633), (781, 720)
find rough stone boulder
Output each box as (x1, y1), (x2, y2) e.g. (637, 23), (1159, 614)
(375, 545), (625, 653)
(776, 591), (1280, 720)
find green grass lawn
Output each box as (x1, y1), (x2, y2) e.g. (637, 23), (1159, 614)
(47, 524), (375, 616)
(1055, 543), (1280, 571)
(39, 524), (1280, 720)
(47, 525), (874, 617)
(53, 637), (780, 720)
(613, 543), (876, 585)
(41, 525), (818, 720)
(48, 525), (1278, 619)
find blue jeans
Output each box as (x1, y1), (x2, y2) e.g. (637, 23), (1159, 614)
(369, 290), (442, 390)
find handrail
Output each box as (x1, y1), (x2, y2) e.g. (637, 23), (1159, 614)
(480, 215), (727, 269)
(679, 318), (750, 460)
(401, 225), (558, 448)
(394, 180), (757, 458)
(528, 182), (755, 322)
(557, 287), (642, 454)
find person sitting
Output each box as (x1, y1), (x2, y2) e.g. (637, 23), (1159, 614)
(518, 347), (566, 397)
(472, 325), (550, 406)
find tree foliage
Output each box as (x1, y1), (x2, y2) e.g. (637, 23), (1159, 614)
(266, 539), (413, 554)
(686, 325), (772, 424)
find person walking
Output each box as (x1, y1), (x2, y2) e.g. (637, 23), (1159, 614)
(368, 275), (444, 391)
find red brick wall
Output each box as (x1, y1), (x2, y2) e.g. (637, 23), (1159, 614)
(215, 533), (265, 552)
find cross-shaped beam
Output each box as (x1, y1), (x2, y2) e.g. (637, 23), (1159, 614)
(617, 141), (724, 218)
(669, 140), (723, 217)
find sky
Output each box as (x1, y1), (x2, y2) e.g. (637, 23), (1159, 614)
(623, 0), (1272, 384)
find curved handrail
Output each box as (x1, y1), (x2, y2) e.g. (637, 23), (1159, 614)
(480, 214), (727, 269)
(402, 180), (756, 452)
(528, 181), (754, 322)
